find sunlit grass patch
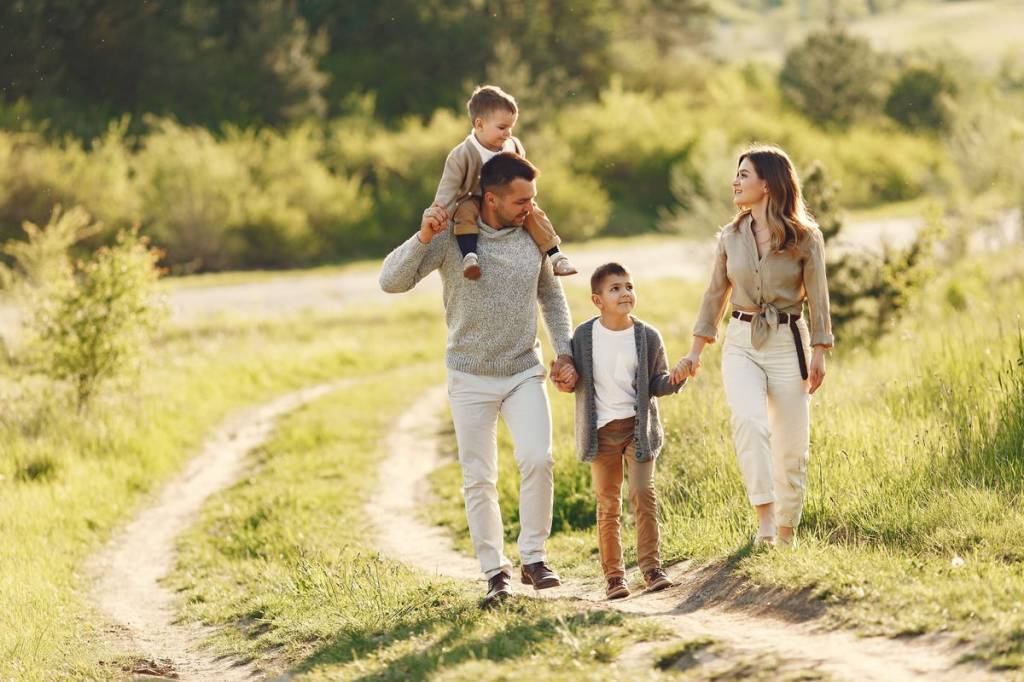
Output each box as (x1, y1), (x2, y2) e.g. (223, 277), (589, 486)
(428, 248), (1024, 669)
(167, 365), (666, 680)
(0, 296), (445, 680)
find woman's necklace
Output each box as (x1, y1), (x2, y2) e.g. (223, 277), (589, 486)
(752, 219), (771, 257)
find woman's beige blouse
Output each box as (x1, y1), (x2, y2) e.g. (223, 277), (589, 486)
(692, 214), (834, 349)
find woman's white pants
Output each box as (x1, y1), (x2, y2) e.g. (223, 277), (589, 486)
(721, 317), (811, 528)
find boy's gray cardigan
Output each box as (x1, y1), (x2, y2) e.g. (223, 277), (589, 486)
(571, 316), (684, 463)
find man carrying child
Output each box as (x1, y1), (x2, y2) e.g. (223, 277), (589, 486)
(379, 152), (577, 606)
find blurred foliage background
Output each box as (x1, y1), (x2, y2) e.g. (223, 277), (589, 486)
(0, 0), (1020, 272)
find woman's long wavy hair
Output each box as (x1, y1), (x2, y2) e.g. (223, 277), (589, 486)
(732, 144), (816, 256)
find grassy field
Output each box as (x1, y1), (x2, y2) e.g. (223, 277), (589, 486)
(427, 248), (1024, 671)
(2, 236), (1023, 678)
(0, 297), (445, 680)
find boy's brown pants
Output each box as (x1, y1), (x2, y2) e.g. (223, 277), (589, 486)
(590, 416), (662, 579)
(453, 197), (561, 253)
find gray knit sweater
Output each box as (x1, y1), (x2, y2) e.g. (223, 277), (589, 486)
(572, 316), (684, 462)
(379, 221), (572, 376)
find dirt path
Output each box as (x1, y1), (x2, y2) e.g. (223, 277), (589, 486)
(88, 378), (362, 681)
(369, 386), (998, 681)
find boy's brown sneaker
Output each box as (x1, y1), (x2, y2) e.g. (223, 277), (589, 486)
(462, 252), (481, 280)
(606, 576), (630, 600)
(644, 567), (673, 592)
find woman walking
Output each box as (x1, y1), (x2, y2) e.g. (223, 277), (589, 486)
(671, 144), (833, 546)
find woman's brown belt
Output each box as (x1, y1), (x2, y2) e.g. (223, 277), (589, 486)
(731, 310), (809, 381)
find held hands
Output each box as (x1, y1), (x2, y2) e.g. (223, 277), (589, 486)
(808, 347), (827, 394)
(418, 204), (449, 244)
(670, 353), (701, 385)
(550, 354), (577, 393)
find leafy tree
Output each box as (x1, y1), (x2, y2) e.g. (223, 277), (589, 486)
(0, 0), (328, 136)
(885, 64), (957, 132)
(779, 27), (886, 127)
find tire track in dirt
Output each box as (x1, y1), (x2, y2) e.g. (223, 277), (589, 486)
(369, 385), (997, 681)
(88, 378), (364, 681)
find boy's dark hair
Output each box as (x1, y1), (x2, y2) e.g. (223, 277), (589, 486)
(591, 262), (631, 294)
(480, 152), (538, 196)
(467, 85), (518, 123)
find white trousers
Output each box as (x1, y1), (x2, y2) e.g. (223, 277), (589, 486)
(721, 318), (811, 528)
(447, 365), (553, 578)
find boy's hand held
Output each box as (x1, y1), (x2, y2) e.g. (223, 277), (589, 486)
(550, 355), (577, 392)
(671, 356), (698, 384)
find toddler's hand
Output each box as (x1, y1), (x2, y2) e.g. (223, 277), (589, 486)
(430, 202), (450, 224)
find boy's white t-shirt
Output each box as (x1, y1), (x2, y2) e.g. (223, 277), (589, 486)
(592, 319), (638, 429)
(467, 131), (517, 164)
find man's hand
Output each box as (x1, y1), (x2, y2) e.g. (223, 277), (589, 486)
(550, 354), (577, 393)
(418, 205), (449, 244)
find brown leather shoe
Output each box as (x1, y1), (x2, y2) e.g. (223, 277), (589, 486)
(606, 576), (630, 600)
(520, 561), (561, 590)
(483, 571), (512, 606)
(644, 567), (673, 592)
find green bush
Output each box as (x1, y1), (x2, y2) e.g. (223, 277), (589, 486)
(885, 64), (957, 132)
(803, 162), (939, 344)
(525, 130), (611, 242)
(0, 123), (137, 247)
(32, 223), (165, 411)
(328, 107), (465, 252)
(132, 120), (252, 271)
(135, 118), (369, 271)
(3, 206), (166, 410)
(780, 27), (888, 128)
(554, 85), (697, 234)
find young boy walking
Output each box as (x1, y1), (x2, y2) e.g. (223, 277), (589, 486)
(431, 84), (577, 280)
(570, 263), (686, 599)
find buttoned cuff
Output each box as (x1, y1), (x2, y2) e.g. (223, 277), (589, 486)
(692, 324), (719, 342)
(810, 331), (834, 348)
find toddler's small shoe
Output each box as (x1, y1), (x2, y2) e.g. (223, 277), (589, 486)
(462, 252), (481, 280)
(606, 576), (630, 600)
(551, 254), (578, 276)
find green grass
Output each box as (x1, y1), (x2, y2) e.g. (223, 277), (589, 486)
(0, 295), (445, 681)
(430, 248), (1024, 670)
(161, 258), (381, 291)
(164, 365), (672, 680)
(5, 234), (1024, 677)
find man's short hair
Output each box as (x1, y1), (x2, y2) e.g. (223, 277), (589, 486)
(591, 262), (631, 294)
(467, 85), (518, 122)
(480, 152), (538, 197)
